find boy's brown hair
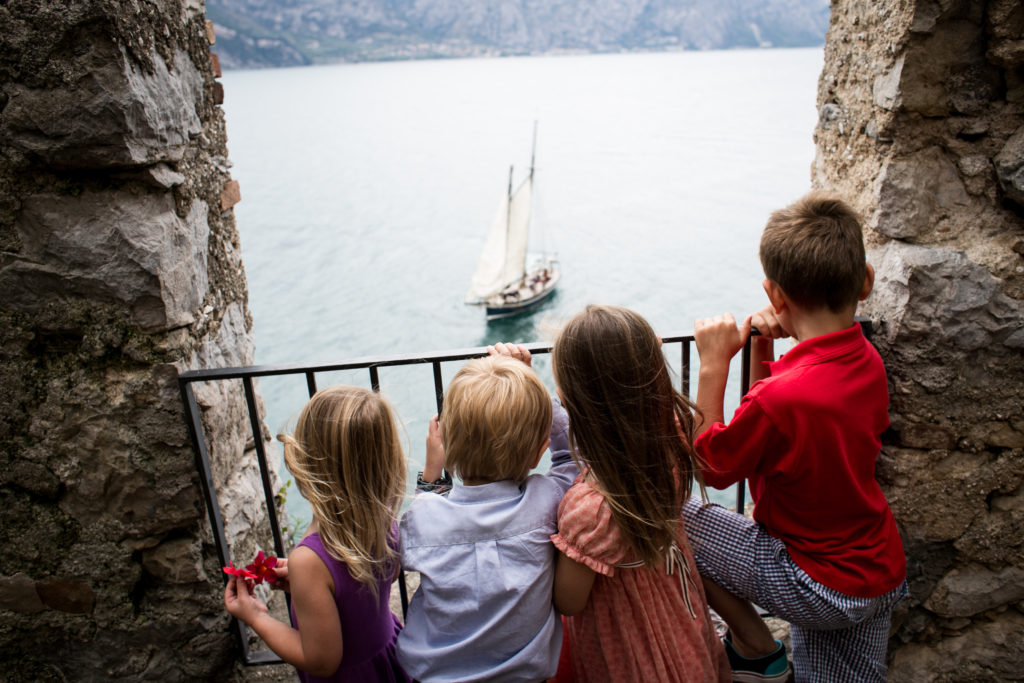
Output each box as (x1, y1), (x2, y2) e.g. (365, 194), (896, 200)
(759, 191), (867, 313)
(442, 355), (552, 483)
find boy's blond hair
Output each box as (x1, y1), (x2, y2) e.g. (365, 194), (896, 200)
(759, 191), (867, 313)
(442, 355), (552, 483)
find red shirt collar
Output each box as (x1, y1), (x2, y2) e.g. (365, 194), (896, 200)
(768, 323), (866, 375)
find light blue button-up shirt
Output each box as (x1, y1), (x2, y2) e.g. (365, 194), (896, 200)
(396, 398), (575, 682)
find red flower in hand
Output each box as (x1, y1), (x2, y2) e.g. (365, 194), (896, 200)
(223, 551), (279, 587)
(245, 551), (279, 584)
(223, 561), (259, 587)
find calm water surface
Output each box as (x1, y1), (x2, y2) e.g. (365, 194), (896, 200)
(222, 48), (823, 524)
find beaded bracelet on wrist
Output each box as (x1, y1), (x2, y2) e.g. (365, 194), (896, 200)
(416, 470), (453, 495)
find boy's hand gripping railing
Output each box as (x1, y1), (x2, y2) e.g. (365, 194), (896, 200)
(177, 332), (755, 666)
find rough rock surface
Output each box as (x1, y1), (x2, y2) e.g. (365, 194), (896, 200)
(0, 0), (286, 679)
(2, 0), (1022, 679)
(816, 0), (1024, 677)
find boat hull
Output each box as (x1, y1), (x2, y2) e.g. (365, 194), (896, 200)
(483, 266), (560, 321)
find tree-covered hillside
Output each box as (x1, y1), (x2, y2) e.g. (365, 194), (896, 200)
(207, 0), (830, 69)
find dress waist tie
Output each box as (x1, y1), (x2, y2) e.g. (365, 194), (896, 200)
(614, 543), (699, 620)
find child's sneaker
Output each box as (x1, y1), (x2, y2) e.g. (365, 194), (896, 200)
(724, 632), (790, 683)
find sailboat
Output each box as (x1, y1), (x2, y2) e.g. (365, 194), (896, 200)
(465, 124), (560, 321)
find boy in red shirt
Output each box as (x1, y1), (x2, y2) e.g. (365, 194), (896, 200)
(686, 192), (907, 682)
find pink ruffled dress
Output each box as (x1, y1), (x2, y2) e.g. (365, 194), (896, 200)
(551, 478), (730, 682)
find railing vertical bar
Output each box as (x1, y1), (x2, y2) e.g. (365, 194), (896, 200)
(179, 379), (254, 663)
(381, 362), (407, 617)
(399, 568), (410, 619)
(243, 377), (287, 559)
(740, 337), (752, 396)
(681, 341), (691, 399)
(735, 337), (753, 513)
(432, 362), (444, 415)
(367, 361), (405, 615)
(305, 371), (317, 397)
(179, 380), (231, 570)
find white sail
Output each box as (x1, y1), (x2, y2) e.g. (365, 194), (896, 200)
(503, 176), (532, 287)
(465, 175), (533, 302)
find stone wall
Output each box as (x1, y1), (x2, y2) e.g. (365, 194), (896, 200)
(815, 0), (1024, 678)
(3, 0), (1023, 679)
(0, 1), (285, 679)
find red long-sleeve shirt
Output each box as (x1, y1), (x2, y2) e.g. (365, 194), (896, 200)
(695, 324), (906, 598)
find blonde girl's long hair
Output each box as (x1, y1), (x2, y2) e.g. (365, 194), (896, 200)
(279, 386), (406, 596)
(552, 305), (707, 568)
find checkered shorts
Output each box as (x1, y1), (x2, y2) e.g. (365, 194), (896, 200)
(682, 498), (907, 683)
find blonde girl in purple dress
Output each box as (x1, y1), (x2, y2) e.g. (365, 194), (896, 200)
(224, 386), (411, 682)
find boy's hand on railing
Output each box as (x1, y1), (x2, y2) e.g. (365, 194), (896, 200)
(487, 342), (532, 367)
(750, 305), (789, 340)
(694, 313), (747, 436)
(423, 415), (446, 482)
(748, 306), (787, 384)
(694, 313), (749, 369)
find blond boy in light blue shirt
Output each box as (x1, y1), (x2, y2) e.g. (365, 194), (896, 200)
(396, 347), (576, 682)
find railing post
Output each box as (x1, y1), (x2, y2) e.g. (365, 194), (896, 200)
(733, 335), (757, 511)
(681, 341), (691, 399)
(242, 377), (287, 559)
(179, 379), (257, 662)
(398, 568), (410, 619)
(431, 362), (444, 415)
(735, 336), (754, 513)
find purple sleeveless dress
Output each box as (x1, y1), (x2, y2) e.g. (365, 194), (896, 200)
(289, 532), (411, 683)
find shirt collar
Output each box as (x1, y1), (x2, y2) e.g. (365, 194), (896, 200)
(770, 323), (864, 374)
(446, 479), (523, 504)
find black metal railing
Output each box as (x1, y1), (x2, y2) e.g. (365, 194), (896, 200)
(178, 332), (755, 666)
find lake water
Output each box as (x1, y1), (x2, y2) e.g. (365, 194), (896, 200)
(221, 48), (824, 527)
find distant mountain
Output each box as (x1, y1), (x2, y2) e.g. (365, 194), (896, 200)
(207, 0), (830, 70)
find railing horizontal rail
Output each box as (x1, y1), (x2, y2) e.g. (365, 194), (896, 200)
(177, 333), (698, 382)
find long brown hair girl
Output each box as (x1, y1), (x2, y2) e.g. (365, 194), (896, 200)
(550, 305), (728, 682)
(553, 304), (705, 566)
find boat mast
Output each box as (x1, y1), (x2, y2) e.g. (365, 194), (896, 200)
(529, 120), (537, 182)
(527, 121), (537, 279)
(505, 164), (513, 286)
(520, 121), (537, 280)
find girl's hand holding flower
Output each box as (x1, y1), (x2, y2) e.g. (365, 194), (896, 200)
(224, 574), (269, 626)
(269, 557), (290, 592)
(223, 551), (286, 623)
(223, 550), (280, 588)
